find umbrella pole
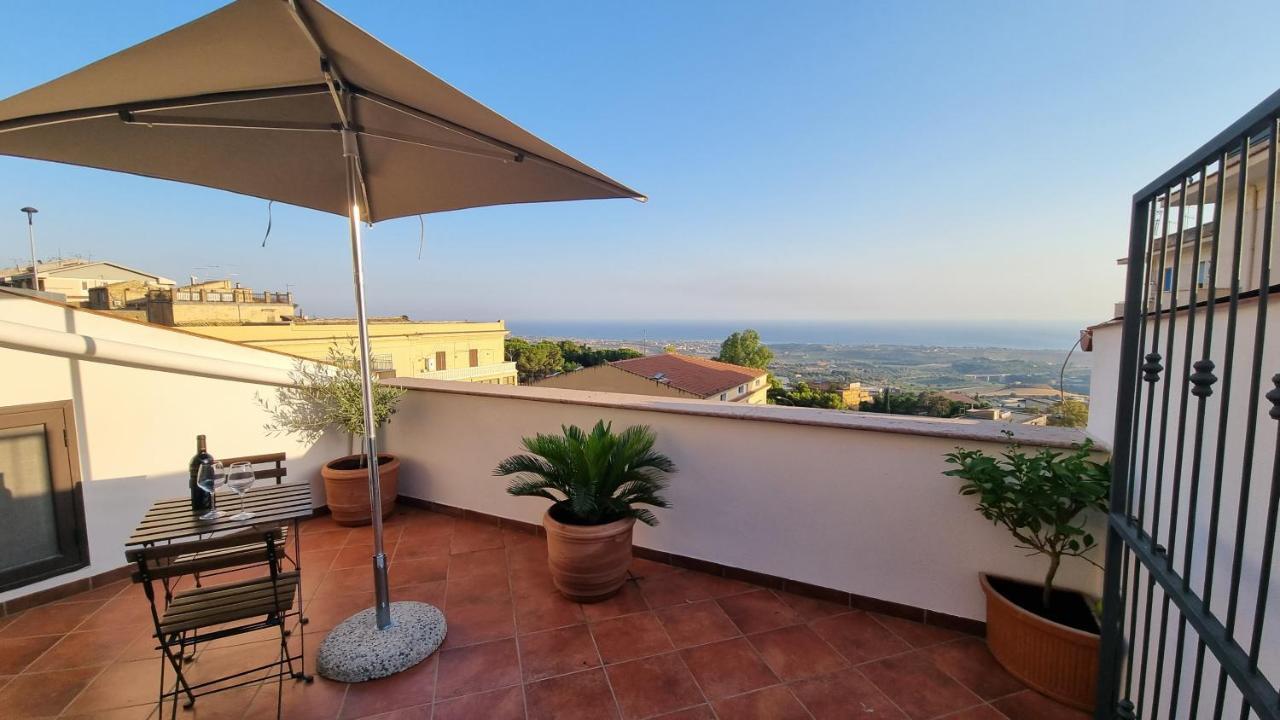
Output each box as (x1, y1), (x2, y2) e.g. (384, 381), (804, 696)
(345, 152), (392, 631)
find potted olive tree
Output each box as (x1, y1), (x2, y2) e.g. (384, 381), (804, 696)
(495, 421), (676, 602)
(259, 341), (405, 526)
(944, 437), (1109, 712)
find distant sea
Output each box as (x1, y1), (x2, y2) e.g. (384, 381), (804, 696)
(507, 320), (1089, 351)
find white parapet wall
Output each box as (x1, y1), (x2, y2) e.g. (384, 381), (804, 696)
(0, 290), (342, 604)
(383, 377), (1106, 622)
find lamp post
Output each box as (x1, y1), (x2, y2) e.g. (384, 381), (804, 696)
(20, 207), (38, 291)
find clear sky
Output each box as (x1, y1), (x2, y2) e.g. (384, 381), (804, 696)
(1, 1), (1278, 327)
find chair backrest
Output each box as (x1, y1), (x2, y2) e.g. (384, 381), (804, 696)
(126, 527), (282, 582)
(217, 451), (287, 485)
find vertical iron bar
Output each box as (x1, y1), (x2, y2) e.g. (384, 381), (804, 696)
(1216, 119), (1277, 717)
(1144, 175), (1189, 720)
(1157, 165), (1208, 719)
(1249, 376), (1280, 667)
(1190, 134), (1252, 717)
(1170, 149), (1227, 719)
(1098, 194), (1156, 717)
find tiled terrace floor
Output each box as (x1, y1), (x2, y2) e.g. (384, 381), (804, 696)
(0, 505), (1087, 719)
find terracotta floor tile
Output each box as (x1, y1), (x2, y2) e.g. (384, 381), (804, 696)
(178, 684), (263, 720)
(711, 685), (810, 720)
(64, 659), (160, 715)
(514, 589), (586, 634)
(510, 564), (557, 597)
(655, 599), (742, 648)
(361, 703), (432, 720)
(810, 611), (911, 663)
(338, 654), (436, 719)
(317, 565), (376, 596)
(25, 627), (135, 672)
(432, 685), (524, 720)
(246, 673), (347, 720)
(638, 571), (715, 608)
(389, 556), (450, 587)
(581, 583), (649, 622)
(435, 638), (521, 699)
(790, 667), (907, 719)
(444, 572), (511, 606)
(303, 590), (377, 633)
(0, 666), (99, 718)
(940, 705), (1008, 719)
(303, 529), (352, 550)
(0, 634), (59, 674)
(680, 637), (778, 699)
(0, 600), (103, 637)
(748, 624), (848, 681)
(394, 535), (452, 561)
(651, 706), (716, 719)
(447, 547), (508, 580)
(525, 667), (620, 720)
(450, 523), (504, 554)
(348, 524), (405, 546)
(331, 543), (380, 570)
(301, 547), (342, 574)
(393, 580), (447, 607)
(590, 611), (674, 664)
(991, 689), (1090, 720)
(61, 704), (158, 720)
(629, 557), (680, 579)
(506, 539), (549, 570)
(716, 590), (803, 634)
(860, 651), (983, 720)
(679, 571), (755, 599)
(605, 652), (705, 720)
(519, 624), (601, 681)
(441, 596), (514, 649)
(923, 638), (1024, 700)
(871, 613), (964, 648)
(58, 580), (128, 604)
(772, 590), (850, 621)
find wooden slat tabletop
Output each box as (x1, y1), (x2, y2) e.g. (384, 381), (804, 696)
(126, 482), (313, 546)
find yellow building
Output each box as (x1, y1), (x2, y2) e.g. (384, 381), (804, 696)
(88, 279), (296, 326)
(840, 382), (875, 407)
(186, 317), (517, 385)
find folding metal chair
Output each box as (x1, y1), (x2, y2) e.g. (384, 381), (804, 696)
(127, 527), (312, 719)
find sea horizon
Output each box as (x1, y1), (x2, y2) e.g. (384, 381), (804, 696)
(506, 319), (1091, 351)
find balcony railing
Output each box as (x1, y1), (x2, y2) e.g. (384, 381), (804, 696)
(417, 360), (515, 382)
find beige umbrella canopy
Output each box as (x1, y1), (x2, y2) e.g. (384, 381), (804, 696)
(0, 0), (642, 647)
(0, 0), (643, 221)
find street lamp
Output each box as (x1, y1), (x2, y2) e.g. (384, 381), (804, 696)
(20, 207), (38, 290)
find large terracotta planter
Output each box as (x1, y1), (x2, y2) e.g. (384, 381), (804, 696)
(322, 453), (399, 526)
(543, 505), (635, 602)
(981, 573), (1099, 712)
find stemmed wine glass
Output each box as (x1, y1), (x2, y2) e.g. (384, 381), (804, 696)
(196, 461), (226, 520)
(227, 461), (257, 520)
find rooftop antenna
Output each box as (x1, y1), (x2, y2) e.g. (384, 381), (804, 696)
(20, 207), (38, 290)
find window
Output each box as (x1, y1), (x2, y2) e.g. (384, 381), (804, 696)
(435, 351), (447, 371)
(0, 401), (87, 592)
(1197, 260), (1210, 289)
(738, 385), (745, 393)
(1163, 267), (1174, 292)
(469, 349), (479, 368)
(719, 393), (727, 401)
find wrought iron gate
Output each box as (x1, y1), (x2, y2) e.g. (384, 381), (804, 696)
(1096, 91), (1280, 719)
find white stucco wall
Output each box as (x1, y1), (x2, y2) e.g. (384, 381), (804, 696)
(0, 292), (342, 604)
(382, 378), (1105, 622)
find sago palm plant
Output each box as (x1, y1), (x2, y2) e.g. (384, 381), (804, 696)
(494, 420), (676, 526)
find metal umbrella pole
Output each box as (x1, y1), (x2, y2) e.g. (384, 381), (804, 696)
(343, 130), (392, 630)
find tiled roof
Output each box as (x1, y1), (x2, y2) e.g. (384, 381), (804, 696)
(610, 353), (767, 398)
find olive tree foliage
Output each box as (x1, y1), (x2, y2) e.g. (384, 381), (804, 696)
(714, 329), (774, 369)
(257, 340), (404, 458)
(943, 436), (1109, 607)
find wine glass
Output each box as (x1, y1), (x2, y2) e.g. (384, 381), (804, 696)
(196, 461), (226, 520)
(226, 461), (256, 520)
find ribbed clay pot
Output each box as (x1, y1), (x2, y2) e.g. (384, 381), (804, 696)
(981, 573), (1099, 712)
(321, 453), (399, 526)
(543, 505), (635, 602)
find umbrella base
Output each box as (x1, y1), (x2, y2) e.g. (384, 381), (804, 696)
(315, 601), (446, 682)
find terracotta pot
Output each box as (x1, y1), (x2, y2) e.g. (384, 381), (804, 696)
(543, 506), (635, 602)
(321, 453), (399, 526)
(981, 573), (1099, 712)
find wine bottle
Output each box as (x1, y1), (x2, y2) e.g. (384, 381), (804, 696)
(189, 435), (214, 512)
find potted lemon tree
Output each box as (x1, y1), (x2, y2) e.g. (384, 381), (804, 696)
(495, 421), (676, 602)
(259, 341), (405, 526)
(944, 437), (1109, 712)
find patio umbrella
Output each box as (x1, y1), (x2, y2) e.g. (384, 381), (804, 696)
(0, 0), (642, 677)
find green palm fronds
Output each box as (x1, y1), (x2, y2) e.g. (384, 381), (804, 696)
(494, 420), (676, 526)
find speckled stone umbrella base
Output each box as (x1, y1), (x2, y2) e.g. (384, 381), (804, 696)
(316, 602), (446, 683)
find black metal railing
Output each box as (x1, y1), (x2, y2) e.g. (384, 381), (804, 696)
(1097, 90), (1280, 719)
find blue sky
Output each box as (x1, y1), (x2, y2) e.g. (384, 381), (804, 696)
(1, 1), (1278, 327)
